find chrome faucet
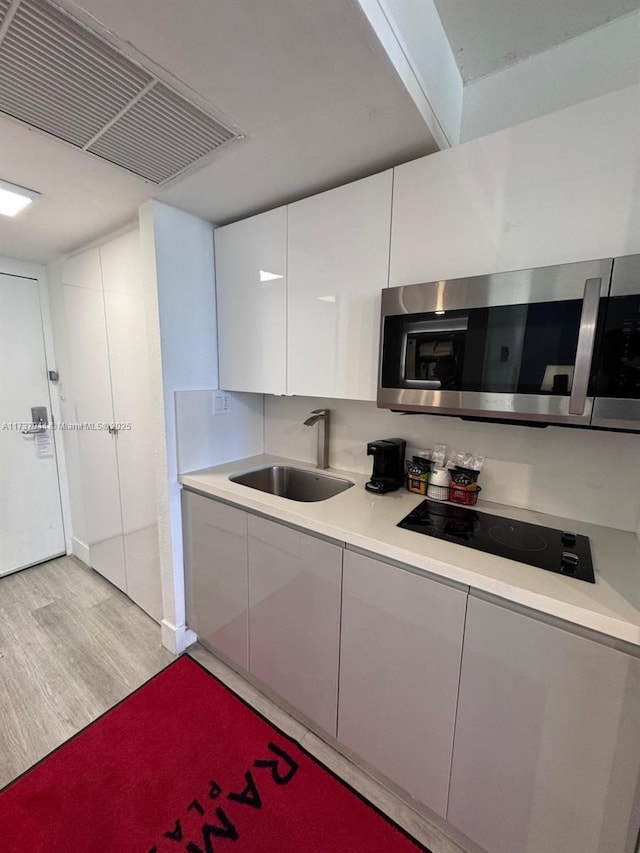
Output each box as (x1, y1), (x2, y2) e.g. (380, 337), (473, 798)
(303, 409), (330, 470)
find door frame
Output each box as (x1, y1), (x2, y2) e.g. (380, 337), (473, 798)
(0, 256), (72, 555)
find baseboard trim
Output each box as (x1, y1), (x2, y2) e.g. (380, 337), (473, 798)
(71, 536), (90, 566)
(161, 619), (198, 654)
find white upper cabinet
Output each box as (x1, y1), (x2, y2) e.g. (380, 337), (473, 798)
(287, 171), (392, 400)
(390, 88), (640, 287)
(215, 208), (287, 395)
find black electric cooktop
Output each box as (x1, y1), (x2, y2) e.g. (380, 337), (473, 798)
(398, 499), (595, 583)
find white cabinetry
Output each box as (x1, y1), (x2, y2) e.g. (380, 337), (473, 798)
(182, 490), (249, 669)
(61, 230), (161, 620)
(338, 549), (467, 818)
(287, 171), (392, 400)
(390, 94), (640, 287)
(215, 172), (392, 401)
(248, 514), (342, 734)
(182, 491), (342, 732)
(181, 492), (640, 848)
(214, 208), (287, 395)
(448, 596), (640, 853)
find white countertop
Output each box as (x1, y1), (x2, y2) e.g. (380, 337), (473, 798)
(180, 455), (640, 647)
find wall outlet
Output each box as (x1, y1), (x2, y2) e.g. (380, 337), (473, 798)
(213, 390), (232, 415)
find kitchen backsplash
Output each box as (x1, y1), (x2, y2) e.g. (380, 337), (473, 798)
(175, 390), (264, 474)
(264, 394), (640, 534)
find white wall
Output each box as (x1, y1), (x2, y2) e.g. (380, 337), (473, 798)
(461, 12), (640, 142)
(264, 395), (640, 534)
(139, 200), (218, 653)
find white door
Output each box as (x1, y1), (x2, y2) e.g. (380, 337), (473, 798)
(0, 273), (65, 576)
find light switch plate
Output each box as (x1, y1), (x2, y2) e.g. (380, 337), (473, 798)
(213, 390), (232, 415)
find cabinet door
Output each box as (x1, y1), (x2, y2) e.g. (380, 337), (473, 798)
(101, 232), (161, 621)
(287, 171), (392, 401)
(62, 278), (125, 592)
(248, 515), (342, 734)
(390, 98), (639, 288)
(104, 288), (160, 619)
(338, 550), (467, 817)
(389, 152), (500, 287)
(182, 491), (249, 669)
(448, 596), (640, 853)
(215, 208), (287, 394)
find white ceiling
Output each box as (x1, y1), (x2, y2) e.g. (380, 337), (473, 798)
(0, 115), (151, 263)
(0, 0), (435, 264)
(1, 0), (638, 265)
(433, 0), (640, 82)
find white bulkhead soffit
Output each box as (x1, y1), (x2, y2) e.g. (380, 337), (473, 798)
(0, 0), (241, 184)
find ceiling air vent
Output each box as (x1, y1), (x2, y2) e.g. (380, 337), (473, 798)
(0, 0), (239, 183)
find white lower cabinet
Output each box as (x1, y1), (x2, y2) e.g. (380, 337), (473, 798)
(182, 493), (342, 732)
(248, 515), (342, 734)
(181, 494), (640, 852)
(182, 491), (249, 669)
(447, 596), (640, 853)
(337, 549), (467, 818)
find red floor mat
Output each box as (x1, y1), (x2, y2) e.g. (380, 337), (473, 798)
(1, 654), (431, 852)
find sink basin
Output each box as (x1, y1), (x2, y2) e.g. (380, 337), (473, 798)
(229, 465), (354, 502)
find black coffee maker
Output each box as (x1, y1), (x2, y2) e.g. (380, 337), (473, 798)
(365, 438), (406, 494)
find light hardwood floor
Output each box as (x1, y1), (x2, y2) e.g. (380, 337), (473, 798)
(0, 556), (472, 853)
(0, 555), (173, 788)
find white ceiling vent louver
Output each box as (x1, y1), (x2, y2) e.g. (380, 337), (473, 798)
(0, 0), (239, 183)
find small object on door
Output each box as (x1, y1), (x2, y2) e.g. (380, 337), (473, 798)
(48, 370), (59, 382)
(35, 431), (53, 458)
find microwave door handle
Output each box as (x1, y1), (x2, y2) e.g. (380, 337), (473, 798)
(569, 277), (602, 415)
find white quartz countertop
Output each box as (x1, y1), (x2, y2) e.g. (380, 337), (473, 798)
(180, 455), (640, 647)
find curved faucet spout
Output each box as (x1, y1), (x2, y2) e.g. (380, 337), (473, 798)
(304, 408), (328, 426)
(303, 409), (330, 469)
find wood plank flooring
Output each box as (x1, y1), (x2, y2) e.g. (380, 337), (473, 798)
(0, 556), (173, 788)
(0, 555), (473, 853)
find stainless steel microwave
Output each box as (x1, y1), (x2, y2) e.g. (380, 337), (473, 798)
(377, 254), (640, 432)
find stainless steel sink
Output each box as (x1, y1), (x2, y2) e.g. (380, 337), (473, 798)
(229, 465), (354, 502)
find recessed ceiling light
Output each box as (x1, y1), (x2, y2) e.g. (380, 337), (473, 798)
(0, 179), (41, 217)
